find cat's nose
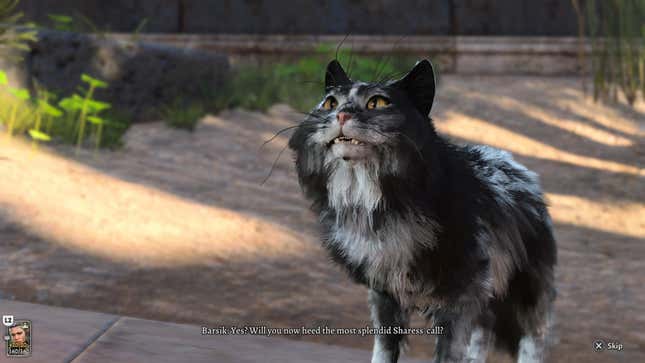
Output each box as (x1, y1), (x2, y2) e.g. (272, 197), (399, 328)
(337, 112), (352, 126)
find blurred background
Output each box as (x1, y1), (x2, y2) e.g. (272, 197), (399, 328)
(14, 0), (580, 35)
(0, 1), (643, 362)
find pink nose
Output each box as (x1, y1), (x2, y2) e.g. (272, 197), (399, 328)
(337, 112), (352, 126)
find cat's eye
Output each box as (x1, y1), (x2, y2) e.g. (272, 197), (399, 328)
(322, 96), (338, 110)
(366, 95), (390, 110)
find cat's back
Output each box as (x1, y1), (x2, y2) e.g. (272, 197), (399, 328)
(463, 144), (544, 204)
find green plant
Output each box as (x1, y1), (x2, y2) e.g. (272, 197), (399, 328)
(0, 70), (31, 136)
(28, 86), (62, 148)
(575, 0), (645, 106)
(45, 11), (100, 33)
(5, 85), (30, 136)
(34, 86), (62, 136)
(73, 11), (102, 34)
(58, 73), (110, 152)
(0, 70), (128, 149)
(207, 48), (419, 114)
(45, 11), (147, 42)
(161, 98), (207, 131)
(97, 109), (130, 148)
(47, 14), (74, 32)
(157, 48), (425, 132)
(0, 0), (37, 63)
(131, 18), (148, 43)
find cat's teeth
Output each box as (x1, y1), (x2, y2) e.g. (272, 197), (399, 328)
(332, 137), (364, 145)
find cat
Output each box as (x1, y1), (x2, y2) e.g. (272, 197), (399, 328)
(288, 59), (557, 363)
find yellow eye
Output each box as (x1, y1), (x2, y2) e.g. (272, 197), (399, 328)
(366, 95), (390, 110)
(322, 96), (338, 110)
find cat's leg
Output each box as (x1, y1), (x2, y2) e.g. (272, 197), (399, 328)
(431, 309), (478, 363)
(368, 289), (409, 363)
(517, 334), (546, 363)
(516, 286), (555, 363)
(465, 326), (493, 363)
(516, 303), (554, 363)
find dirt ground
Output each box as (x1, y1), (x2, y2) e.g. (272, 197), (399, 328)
(1, 75), (643, 362)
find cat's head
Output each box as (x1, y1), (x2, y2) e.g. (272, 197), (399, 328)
(288, 59), (437, 205)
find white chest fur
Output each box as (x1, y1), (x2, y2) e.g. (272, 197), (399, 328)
(329, 211), (438, 308)
(325, 159), (438, 307)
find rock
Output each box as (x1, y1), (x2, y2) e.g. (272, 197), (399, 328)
(4, 30), (229, 121)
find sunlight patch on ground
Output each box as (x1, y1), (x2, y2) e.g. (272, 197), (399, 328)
(437, 111), (644, 176)
(547, 193), (644, 239)
(465, 92), (635, 146)
(555, 97), (645, 137)
(0, 138), (309, 267)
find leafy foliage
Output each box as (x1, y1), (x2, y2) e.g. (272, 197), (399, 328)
(158, 49), (421, 133)
(45, 11), (148, 42)
(47, 14), (74, 32)
(574, 0), (645, 106)
(0, 0), (37, 63)
(209, 47), (420, 114)
(0, 71), (129, 149)
(45, 11), (101, 34)
(161, 98), (207, 131)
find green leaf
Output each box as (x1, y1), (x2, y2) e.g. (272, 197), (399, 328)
(133, 18), (148, 35)
(81, 73), (108, 88)
(58, 94), (84, 111)
(47, 14), (73, 23)
(0, 70), (7, 86)
(28, 129), (51, 141)
(86, 99), (111, 113)
(103, 119), (128, 128)
(38, 100), (63, 117)
(87, 116), (104, 125)
(9, 87), (30, 100)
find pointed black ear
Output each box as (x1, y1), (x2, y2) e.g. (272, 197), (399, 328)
(393, 59), (436, 117)
(325, 60), (351, 90)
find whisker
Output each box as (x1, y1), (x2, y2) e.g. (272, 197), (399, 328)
(346, 39), (356, 79)
(258, 125), (302, 151)
(261, 142), (290, 186)
(258, 113), (325, 149)
(375, 69), (410, 86)
(299, 112), (327, 121)
(373, 35), (409, 82)
(372, 54), (390, 84)
(288, 110), (330, 124)
(335, 33), (350, 62)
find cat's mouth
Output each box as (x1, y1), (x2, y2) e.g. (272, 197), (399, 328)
(327, 135), (373, 160)
(328, 136), (366, 146)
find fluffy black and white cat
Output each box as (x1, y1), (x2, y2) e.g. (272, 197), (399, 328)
(288, 59), (557, 363)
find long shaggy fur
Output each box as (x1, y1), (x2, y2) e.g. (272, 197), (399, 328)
(288, 60), (557, 363)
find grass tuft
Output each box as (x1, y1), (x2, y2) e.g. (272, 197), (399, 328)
(574, 0), (645, 106)
(161, 99), (207, 131)
(206, 48), (422, 114)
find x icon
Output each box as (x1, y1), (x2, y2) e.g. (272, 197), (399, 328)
(594, 340), (604, 352)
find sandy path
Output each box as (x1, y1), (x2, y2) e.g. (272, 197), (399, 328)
(0, 75), (643, 362)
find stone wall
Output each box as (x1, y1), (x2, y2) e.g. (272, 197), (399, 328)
(18, 0), (579, 36)
(2, 30), (229, 120)
(103, 33), (589, 76)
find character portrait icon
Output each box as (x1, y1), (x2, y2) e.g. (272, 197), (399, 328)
(8, 322), (30, 349)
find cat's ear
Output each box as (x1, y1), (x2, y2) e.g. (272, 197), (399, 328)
(392, 59), (436, 117)
(325, 60), (351, 90)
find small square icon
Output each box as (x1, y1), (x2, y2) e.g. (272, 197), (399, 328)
(1, 316), (13, 327)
